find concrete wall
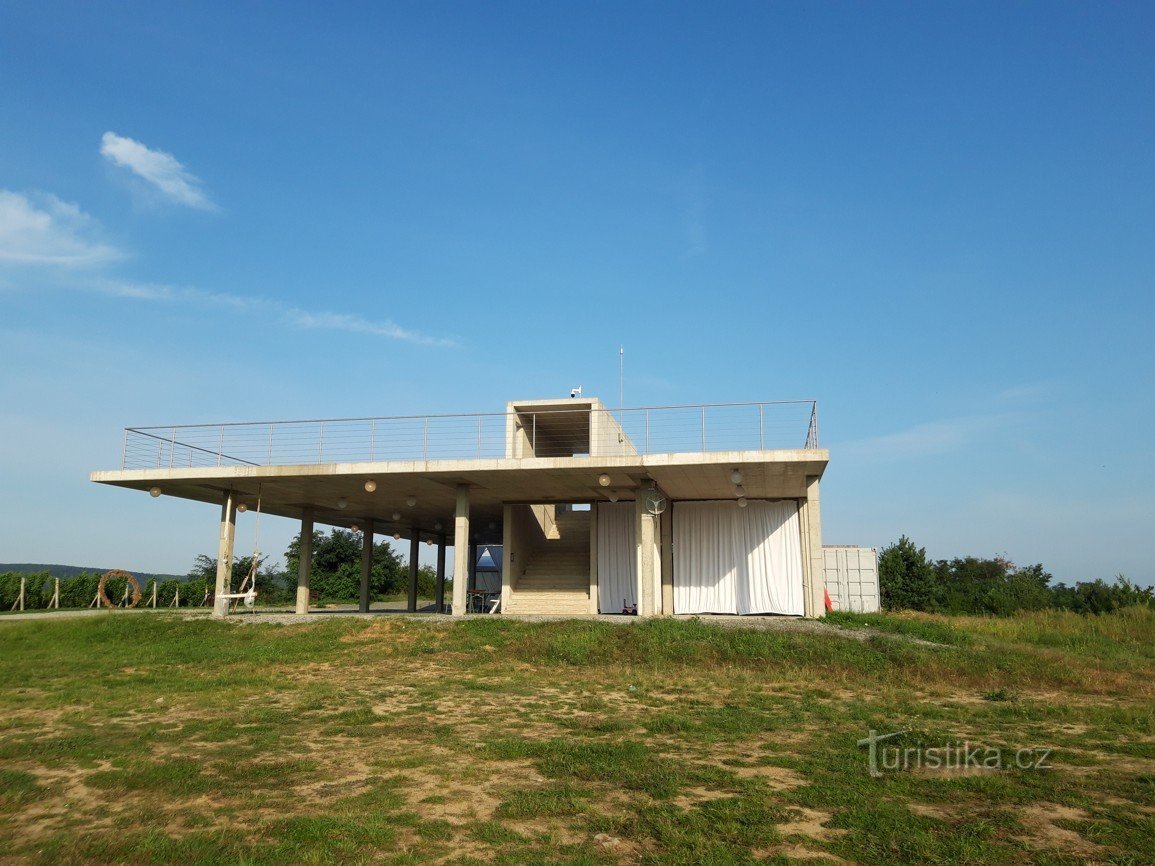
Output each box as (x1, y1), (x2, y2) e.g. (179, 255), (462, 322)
(797, 475), (827, 618)
(501, 502), (550, 609)
(590, 408), (639, 457)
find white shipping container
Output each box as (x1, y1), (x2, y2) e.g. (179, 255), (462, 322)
(823, 546), (880, 613)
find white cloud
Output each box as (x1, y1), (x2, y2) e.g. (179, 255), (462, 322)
(283, 308), (456, 346)
(0, 191), (122, 266)
(93, 278), (456, 347)
(839, 413), (1023, 461)
(100, 132), (216, 211)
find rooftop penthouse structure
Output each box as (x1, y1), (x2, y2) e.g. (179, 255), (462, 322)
(91, 397), (829, 618)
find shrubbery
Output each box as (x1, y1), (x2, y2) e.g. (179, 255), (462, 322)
(878, 536), (1153, 616)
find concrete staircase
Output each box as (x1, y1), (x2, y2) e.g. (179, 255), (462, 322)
(505, 508), (591, 615)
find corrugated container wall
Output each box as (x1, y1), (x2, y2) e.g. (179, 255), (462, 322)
(823, 546), (880, 613)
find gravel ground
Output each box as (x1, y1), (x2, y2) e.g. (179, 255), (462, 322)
(0, 603), (881, 642)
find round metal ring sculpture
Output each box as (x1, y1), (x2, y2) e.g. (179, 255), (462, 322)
(98, 570), (142, 609)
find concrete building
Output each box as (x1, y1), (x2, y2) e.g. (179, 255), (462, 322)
(90, 397), (829, 618)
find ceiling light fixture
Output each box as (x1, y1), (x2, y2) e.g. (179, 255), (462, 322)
(406, 495), (417, 507)
(364, 479), (377, 493)
(393, 531), (401, 540)
(737, 497), (748, 508)
(731, 469), (743, 485)
(598, 473), (611, 487)
(337, 497), (348, 509)
(149, 487), (162, 498)
(350, 524), (359, 533)
(237, 503), (248, 513)
(392, 511), (401, 522)
(734, 485), (745, 498)
(434, 521), (443, 532)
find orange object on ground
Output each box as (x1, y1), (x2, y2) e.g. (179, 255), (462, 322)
(824, 587), (834, 612)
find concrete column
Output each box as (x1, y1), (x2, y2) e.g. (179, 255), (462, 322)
(212, 491), (237, 618)
(359, 520), (374, 613)
(500, 505), (513, 614)
(435, 535), (447, 613)
(296, 508), (313, 615)
(803, 475), (826, 618)
(660, 506), (674, 615)
(588, 502), (599, 614)
(635, 494), (659, 617)
(408, 531), (420, 612)
(451, 484), (470, 616)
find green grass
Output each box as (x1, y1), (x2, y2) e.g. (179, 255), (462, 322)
(1, 609), (1152, 864)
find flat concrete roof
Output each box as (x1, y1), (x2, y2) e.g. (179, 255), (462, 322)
(91, 449), (828, 542)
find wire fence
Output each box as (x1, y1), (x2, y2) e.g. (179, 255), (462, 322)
(120, 401), (819, 470)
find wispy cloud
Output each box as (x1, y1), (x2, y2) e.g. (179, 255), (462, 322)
(283, 308), (455, 346)
(839, 413), (1023, 461)
(100, 132), (216, 211)
(93, 278), (456, 346)
(0, 191), (122, 266)
(2, 181), (452, 346)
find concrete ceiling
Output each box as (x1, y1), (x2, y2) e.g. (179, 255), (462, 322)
(91, 450), (828, 542)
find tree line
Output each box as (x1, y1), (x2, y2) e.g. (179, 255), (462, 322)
(0, 529), (445, 611)
(878, 535), (1152, 615)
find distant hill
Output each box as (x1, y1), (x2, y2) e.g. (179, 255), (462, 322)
(0, 563), (185, 581)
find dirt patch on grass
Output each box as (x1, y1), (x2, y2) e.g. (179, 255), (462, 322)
(1015, 803), (1104, 857)
(907, 802), (955, 820)
(714, 761), (807, 791)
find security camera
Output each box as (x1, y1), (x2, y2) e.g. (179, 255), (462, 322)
(570, 386), (582, 398)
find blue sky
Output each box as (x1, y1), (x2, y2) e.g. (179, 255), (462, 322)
(1, 1), (1152, 584)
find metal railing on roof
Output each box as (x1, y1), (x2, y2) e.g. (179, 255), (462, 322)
(118, 400), (820, 470)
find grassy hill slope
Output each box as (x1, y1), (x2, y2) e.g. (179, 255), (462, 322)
(0, 609), (1151, 863)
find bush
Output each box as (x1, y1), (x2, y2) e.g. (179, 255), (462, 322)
(878, 537), (937, 611)
(0, 571), (47, 610)
(1053, 576), (1153, 615)
(59, 572), (102, 608)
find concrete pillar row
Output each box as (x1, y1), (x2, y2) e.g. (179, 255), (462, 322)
(407, 532), (420, 612)
(359, 519), (375, 613)
(212, 491), (237, 619)
(451, 484), (470, 616)
(296, 508), (313, 615)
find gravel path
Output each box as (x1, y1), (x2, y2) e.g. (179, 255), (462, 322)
(0, 604), (904, 644)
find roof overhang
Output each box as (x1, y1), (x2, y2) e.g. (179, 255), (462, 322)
(91, 449), (828, 541)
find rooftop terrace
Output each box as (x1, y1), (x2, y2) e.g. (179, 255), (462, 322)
(118, 399), (821, 470)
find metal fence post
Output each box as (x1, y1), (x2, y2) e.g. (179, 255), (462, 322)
(645, 410), (650, 454)
(759, 405), (764, 450)
(370, 419), (377, 462)
(318, 422), (325, 463)
(266, 424), (274, 465)
(168, 427), (177, 468)
(423, 417), (429, 460)
(217, 426), (224, 466)
(700, 406), (706, 451)
(476, 415), (483, 458)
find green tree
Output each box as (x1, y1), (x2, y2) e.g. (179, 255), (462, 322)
(284, 529), (407, 602)
(878, 536), (938, 612)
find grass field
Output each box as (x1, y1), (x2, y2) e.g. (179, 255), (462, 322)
(1, 609), (1152, 864)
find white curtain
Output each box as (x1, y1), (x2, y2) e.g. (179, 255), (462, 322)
(597, 502), (636, 613)
(673, 500), (803, 616)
